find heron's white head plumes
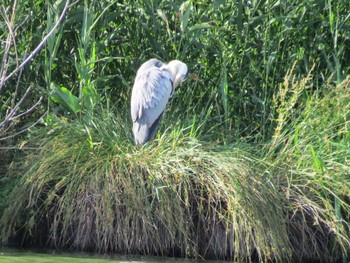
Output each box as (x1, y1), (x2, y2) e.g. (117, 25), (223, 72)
(165, 60), (188, 89)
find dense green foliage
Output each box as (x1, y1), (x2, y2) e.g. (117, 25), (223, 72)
(0, 0), (350, 262)
(1, 0), (349, 138)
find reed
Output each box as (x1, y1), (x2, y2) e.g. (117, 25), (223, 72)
(1, 0), (350, 262)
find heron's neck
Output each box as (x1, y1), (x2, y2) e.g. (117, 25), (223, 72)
(173, 75), (182, 89)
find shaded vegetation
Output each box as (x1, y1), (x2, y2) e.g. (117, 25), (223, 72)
(0, 0), (350, 262)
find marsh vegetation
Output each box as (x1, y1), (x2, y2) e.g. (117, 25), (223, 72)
(0, 0), (349, 262)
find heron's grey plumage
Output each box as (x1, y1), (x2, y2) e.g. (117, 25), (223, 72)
(131, 58), (188, 145)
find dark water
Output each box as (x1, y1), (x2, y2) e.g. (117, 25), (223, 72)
(0, 248), (226, 263)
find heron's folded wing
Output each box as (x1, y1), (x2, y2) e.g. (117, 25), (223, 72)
(131, 67), (173, 127)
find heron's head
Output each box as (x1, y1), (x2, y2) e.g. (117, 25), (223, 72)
(166, 60), (188, 89)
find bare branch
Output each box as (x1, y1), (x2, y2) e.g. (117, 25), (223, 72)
(5, 84), (33, 122)
(0, 0), (81, 140)
(0, 147), (40, 150)
(0, 112), (47, 141)
(0, 6), (15, 92)
(10, 61), (25, 110)
(9, 96), (43, 121)
(0, 0), (81, 86)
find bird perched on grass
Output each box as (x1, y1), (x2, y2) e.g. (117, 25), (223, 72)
(131, 59), (188, 145)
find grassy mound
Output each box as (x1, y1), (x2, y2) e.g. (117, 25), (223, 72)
(0, 112), (289, 262)
(1, 76), (350, 262)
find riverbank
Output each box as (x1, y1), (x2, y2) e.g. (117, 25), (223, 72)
(1, 77), (349, 262)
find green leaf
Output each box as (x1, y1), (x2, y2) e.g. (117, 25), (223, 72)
(220, 63), (228, 120)
(180, 1), (192, 33)
(186, 22), (213, 34)
(50, 84), (81, 114)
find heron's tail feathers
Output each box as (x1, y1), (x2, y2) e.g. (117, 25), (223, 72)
(133, 122), (152, 145)
(133, 113), (163, 145)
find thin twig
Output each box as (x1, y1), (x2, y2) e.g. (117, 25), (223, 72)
(0, 111), (47, 141)
(0, 84), (35, 131)
(5, 84), (33, 122)
(9, 96), (43, 121)
(0, 0), (81, 86)
(0, 147), (40, 150)
(10, 60), (25, 110)
(0, 6), (15, 92)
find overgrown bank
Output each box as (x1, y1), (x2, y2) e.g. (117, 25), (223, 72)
(1, 0), (350, 262)
(1, 77), (350, 262)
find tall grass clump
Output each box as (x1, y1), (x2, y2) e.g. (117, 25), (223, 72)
(0, 106), (290, 262)
(266, 72), (350, 262)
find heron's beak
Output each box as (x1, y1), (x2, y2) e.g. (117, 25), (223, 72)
(188, 73), (201, 82)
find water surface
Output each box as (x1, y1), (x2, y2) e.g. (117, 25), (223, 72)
(0, 248), (226, 263)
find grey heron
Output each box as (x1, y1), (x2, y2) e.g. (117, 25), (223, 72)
(131, 59), (188, 145)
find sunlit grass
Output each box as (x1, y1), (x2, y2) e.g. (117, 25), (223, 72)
(0, 107), (290, 262)
(265, 74), (350, 262)
(1, 73), (350, 262)
(1, 0), (350, 262)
